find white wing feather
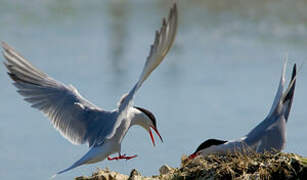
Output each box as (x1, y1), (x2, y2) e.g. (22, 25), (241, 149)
(2, 42), (115, 147)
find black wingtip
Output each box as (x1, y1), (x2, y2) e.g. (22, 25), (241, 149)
(7, 72), (21, 83)
(283, 64), (296, 104)
(292, 63), (297, 80)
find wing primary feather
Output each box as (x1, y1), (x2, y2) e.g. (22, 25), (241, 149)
(137, 3), (178, 87)
(109, 3), (178, 142)
(2, 42), (46, 77)
(2, 42), (114, 146)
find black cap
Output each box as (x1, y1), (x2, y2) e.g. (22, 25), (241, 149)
(194, 139), (227, 154)
(134, 106), (157, 128)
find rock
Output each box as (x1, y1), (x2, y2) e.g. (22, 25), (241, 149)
(75, 168), (128, 180)
(159, 165), (173, 175)
(128, 169), (141, 180)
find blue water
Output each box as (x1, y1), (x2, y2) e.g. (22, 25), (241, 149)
(0, 0), (307, 179)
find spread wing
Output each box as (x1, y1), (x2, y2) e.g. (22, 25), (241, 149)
(2, 42), (115, 147)
(245, 63), (296, 151)
(106, 3), (178, 141)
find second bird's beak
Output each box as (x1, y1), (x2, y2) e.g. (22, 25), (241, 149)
(149, 126), (163, 146)
(188, 153), (197, 159)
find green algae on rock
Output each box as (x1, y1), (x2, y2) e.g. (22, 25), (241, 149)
(75, 152), (307, 180)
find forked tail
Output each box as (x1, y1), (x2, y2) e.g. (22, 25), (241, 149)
(50, 157), (87, 179)
(50, 146), (111, 178)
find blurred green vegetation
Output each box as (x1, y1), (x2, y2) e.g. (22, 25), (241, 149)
(1, 0), (306, 24)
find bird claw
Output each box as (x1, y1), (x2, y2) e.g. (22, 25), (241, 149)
(107, 154), (138, 161)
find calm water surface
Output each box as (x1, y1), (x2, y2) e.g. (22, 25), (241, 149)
(0, 0), (307, 179)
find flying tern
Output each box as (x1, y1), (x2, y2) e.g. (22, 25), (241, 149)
(2, 3), (177, 175)
(189, 62), (296, 159)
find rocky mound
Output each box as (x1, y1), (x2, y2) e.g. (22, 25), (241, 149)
(75, 152), (307, 180)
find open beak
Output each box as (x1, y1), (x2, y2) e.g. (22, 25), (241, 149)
(149, 126), (163, 146)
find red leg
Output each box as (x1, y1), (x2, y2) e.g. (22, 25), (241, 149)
(122, 154), (138, 160)
(107, 154), (138, 161)
(107, 156), (118, 161)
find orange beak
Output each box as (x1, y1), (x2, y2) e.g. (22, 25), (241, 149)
(149, 126), (163, 146)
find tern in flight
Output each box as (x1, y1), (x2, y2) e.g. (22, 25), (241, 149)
(2, 3), (177, 175)
(189, 62), (296, 159)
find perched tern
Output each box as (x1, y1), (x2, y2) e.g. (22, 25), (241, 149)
(189, 62), (296, 159)
(2, 3), (177, 175)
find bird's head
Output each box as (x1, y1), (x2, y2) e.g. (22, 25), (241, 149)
(132, 106), (163, 146)
(188, 139), (227, 159)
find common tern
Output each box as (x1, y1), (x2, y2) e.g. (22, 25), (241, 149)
(189, 62), (296, 159)
(2, 3), (177, 175)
